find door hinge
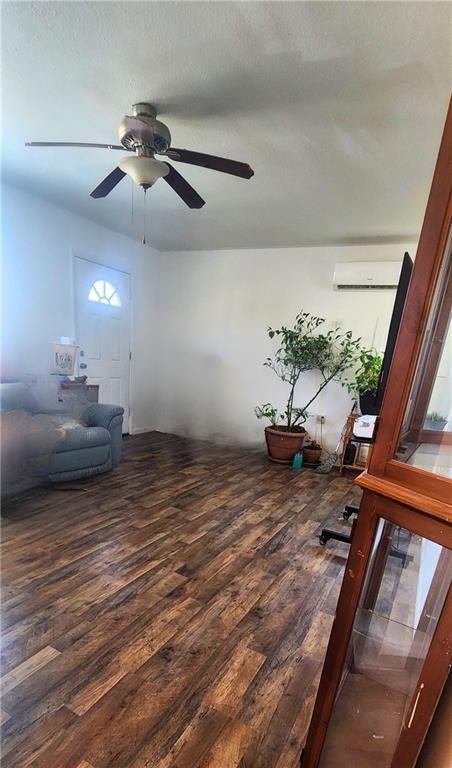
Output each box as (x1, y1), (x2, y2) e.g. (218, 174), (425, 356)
(129, 351), (132, 361)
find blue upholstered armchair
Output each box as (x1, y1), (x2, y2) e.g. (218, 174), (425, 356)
(1, 382), (124, 492)
(48, 402), (124, 482)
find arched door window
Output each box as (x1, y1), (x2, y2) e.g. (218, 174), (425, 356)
(88, 280), (121, 307)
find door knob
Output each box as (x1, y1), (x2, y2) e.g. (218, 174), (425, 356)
(80, 363), (87, 369)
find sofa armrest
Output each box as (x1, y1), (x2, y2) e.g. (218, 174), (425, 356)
(82, 403), (124, 430)
(81, 404), (124, 467)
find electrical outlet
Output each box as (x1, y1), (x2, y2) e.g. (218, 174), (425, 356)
(317, 415), (326, 424)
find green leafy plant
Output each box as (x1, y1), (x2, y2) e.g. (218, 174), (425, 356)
(426, 412), (447, 423)
(344, 348), (382, 396)
(255, 311), (361, 432)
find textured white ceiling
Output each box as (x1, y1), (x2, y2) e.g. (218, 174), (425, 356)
(2, 1), (450, 251)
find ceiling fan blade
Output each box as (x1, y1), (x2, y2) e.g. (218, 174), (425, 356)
(26, 142), (126, 150)
(163, 164), (205, 209)
(90, 167), (127, 198)
(165, 148), (254, 179)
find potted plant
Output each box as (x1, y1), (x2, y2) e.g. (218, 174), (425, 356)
(425, 412), (447, 431)
(303, 440), (322, 465)
(345, 348), (382, 415)
(255, 312), (361, 463)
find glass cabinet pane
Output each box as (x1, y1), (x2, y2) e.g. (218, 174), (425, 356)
(395, 230), (452, 478)
(318, 520), (451, 768)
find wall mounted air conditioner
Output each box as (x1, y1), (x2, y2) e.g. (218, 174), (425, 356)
(333, 261), (402, 291)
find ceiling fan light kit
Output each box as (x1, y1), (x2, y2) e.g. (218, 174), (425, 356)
(26, 102), (254, 217)
(118, 155), (169, 189)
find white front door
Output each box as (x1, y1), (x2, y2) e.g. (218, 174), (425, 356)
(74, 257), (131, 433)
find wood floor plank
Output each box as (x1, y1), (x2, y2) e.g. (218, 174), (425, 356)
(1, 708), (11, 725)
(197, 719), (256, 768)
(204, 644), (266, 717)
(1, 592), (190, 739)
(156, 706), (229, 768)
(1, 431), (359, 767)
(0, 608), (80, 677)
(1, 705), (78, 768)
(82, 619), (233, 767)
(67, 596), (202, 715)
(239, 656), (321, 768)
(214, 561), (276, 630)
(0, 645), (61, 695)
(273, 675), (322, 768)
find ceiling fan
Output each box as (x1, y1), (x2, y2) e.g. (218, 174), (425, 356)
(25, 102), (254, 209)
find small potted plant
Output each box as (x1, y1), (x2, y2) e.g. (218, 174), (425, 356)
(425, 412), (447, 431)
(255, 311), (361, 463)
(345, 348), (382, 415)
(303, 440), (322, 466)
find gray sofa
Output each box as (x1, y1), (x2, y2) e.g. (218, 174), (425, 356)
(1, 381), (124, 491)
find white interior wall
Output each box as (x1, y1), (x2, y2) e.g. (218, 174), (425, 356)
(1, 184), (157, 433)
(429, 321), (452, 425)
(147, 244), (416, 451)
(1, 183), (417, 450)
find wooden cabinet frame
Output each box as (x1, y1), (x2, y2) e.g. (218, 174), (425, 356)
(301, 98), (452, 768)
(368, 99), (452, 504)
(301, 491), (452, 767)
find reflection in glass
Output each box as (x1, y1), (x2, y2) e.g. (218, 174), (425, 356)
(395, 233), (451, 478)
(319, 521), (451, 768)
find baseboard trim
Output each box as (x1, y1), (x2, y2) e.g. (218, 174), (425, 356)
(131, 427), (155, 435)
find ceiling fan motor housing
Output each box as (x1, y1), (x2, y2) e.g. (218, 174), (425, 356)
(118, 103), (171, 154)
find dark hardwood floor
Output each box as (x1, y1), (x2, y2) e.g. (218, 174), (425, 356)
(1, 431), (359, 768)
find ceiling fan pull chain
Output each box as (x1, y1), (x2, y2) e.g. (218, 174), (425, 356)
(131, 178), (134, 225)
(143, 187), (147, 245)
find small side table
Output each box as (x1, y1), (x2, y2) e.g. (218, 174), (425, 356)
(338, 413), (373, 476)
(59, 379), (99, 405)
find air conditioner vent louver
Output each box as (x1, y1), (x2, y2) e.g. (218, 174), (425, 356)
(336, 283), (398, 291)
(333, 261), (402, 291)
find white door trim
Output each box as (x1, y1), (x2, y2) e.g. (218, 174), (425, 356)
(72, 252), (133, 433)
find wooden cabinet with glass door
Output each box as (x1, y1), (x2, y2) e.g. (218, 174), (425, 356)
(300, 99), (452, 768)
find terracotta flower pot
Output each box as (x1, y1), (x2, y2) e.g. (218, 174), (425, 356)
(303, 447), (322, 465)
(265, 425), (306, 464)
